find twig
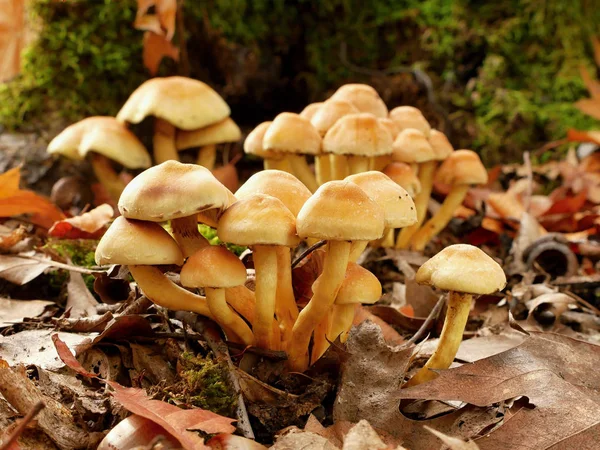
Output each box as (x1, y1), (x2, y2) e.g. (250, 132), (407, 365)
(226, 342), (288, 361)
(18, 253), (107, 275)
(523, 151), (533, 212)
(291, 240), (326, 269)
(563, 290), (600, 317)
(400, 295), (445, 348)
(0, 401), (44, 450)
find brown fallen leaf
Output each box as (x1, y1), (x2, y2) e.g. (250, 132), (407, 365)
(97, 415), (181, 450)
(48, 204), (114, 239)
(424, 426), (479, 450)
(0, 225), (27, 251)
(135, 0), (177, 40)
(342, 420), (400, 450)
(353, 306), (405, 345)
(143, 31), (180, 75)
(575, 98), (600, 120)
(66, 271), (99, 318)
(0, 298), (54, 326)
(271, 428), (339, 450)
(206, 434), (267, 449)
(0, 253), (52, 285)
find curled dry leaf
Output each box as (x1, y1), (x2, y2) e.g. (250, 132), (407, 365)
(135, 0), (177, 40)
(48, 204), (114, 239)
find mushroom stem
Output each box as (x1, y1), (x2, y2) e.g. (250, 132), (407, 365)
(380, 228), (395, 248)
(349, 240), (369, 262)
(289, 155), (318, 192)
(395, 160), (436, 249)
(310, 307), (332, 364)
(276, 247), (298, 349)
(372, 155), (392, 171)
(347, 156), (369, 175)
(206, 287), (254, 346)
(171, 215), (210, 258)
(90, 154), (126, 202)
(196, 144), (217, 170)
(253, 245), (279, 349)
(264, 158), (291, 172)
(329, 154), (349, 180)
(153, 118), (179, 163)
(288, 240), (351, 371)
(404, 291), (472, 387)
(328, 303), (357, 344)
(315, 155), (331, 185)
(411, 184), (470, 251)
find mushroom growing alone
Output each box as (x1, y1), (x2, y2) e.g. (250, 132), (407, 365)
(47, 117), (151, 202)
(288, 181), (384, 371)
(117, 76), (230, 164)
(330, 84), (388, 118)
(411, 150), (488, 251)
(405, 244), (506, 387)
(180, 245), (254, 345)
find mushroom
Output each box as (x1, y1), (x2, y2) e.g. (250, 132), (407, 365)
(180, 245), (254, 345)
(429, 129), (454, 160)
(235, 170), (311, 347)
(117, 76), (230, 164)
(405, 244), (506, 386)
(310, 99), (359, 185)
(311, 262), (382, 363)
(299, 102), (324, 121)
(411, 150), (488, 251)
(330, 84), (388, 118)
(47, 117), (151, 202)
(371, 118), (400, 171)
(389, 106), (431, 137)
(118, 161), (230, 258)
(323, 113), (393, 178)
(176, 117), (242, 169)
(392, 129), (437, 248)
(244, 121), (291, 172)
(95, 216), (212, 318)
(218, 194), (300, 350)
(263, 113), (321, 192)
(288, 181), (384, 371)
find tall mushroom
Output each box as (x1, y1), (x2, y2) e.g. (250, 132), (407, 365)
(389, 106), (431, 136)
(218, 194), (300, 350)
(330, 84), (388, 118)
(47, 117), (151, 202)
(180, 245), (254, 345)
(263, 113), (321, 192)
(119, 161), (230, 258)
(405, 244), (506, 386)
(117, 76), (230, 164)
(411, 150), (488, 251)
(288, 181), (384, 371)
(176, 117), (241, 170)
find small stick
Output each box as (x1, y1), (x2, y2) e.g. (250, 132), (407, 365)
(400, 295), (445, 348)
(291, 240), (326, 269)
(226, 341), (288, 361)
(523, 151), (533, 212)
(0, 401), (45, 450)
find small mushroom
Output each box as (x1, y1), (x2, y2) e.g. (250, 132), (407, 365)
(405, 244), (506, 387)
(244, 121), (290, 172)
(330, 84), (388, 118)
(372, 118), (401, 171)
(299, 102), (325, 121)
(389, 106), (431, 137)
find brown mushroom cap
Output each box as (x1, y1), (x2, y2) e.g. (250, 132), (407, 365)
(296, 180), (384, 241)
(235, 170), (311, 217)
(382, 162), (421, 197)
(95, 216), (184, 266)
(429, 129), (454, 160)
(299, 102), (324, 120)
(378, 117), (401, 139)
(392, 128), (436, 163)
(435, 150), (488, 186)
(346, 171), (417, 229)
(310, 99), (359, 136)
(330, 84), (388, 118)
(335, 262), (382, 305)
(116, 76), (230, 130)
(416, 244), (506, 295)
(389, 106), (431, 136)
(47, 116), (151, 168)
(263, 113), (321, 156)
(244, 121), (281, 159)
(218, 193), (300, 247)
(180, 245), (247, 288)
(119, 160), (229, 221)
(323, 113), (393, 157)
(176, 118), (241, 151)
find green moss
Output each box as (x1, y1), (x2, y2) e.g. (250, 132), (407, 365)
(198, 224), (247, 256)
(44, 239), (98, 291)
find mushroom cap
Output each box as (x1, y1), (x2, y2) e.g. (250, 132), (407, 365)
(392, 128), (436, 163)
(429, 129), (454, 160)
(119, 160), (229, 221)
(382, 162), (421, 197)
(330, 84), (388, 118)
(263, 113), (321, 156)
(436, 150), (488, 186)
(95, 216), (184, 266)
(389, 106), (431, 136)
(335, 263), (382, 305)
(116, 76), (230, 130)
(310, 99), (359, 136)
(196, 188), (237, 228)
(244, 121), (281, 159)
(235, 170), (311, 217)
(218, 193), (300, 247)
(296, 180), (384, 241)
(176, 118), (241, 151)
(416, 244), (506, 295)
(47, 116), (151, 168)
(378, 117), (400, 139)
(345, 171), (417, 229)
(180, 245), (246, 288)
(323, 113), (393, 157)
(299, 102), (324, 120)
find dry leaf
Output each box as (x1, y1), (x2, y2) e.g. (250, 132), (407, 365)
(353, 306), (405, 345)
(423, 427), (479, 450)
(66, 271), (99, 318)
(579, 65), (600, 100)
(48, 204), (113, 239)
(341, 420), (390, 450)
(0, 253), (52, 284)
(0, 0), (26, 81)
(206, 434), (267, 449)
(0, 297), (54, 326)
(271, 429), (339, 450)
(142, 31), (180, 75)
(574, 98), (600, 120)
(136, 0), (176, 40)
(97, 415), (181, 450)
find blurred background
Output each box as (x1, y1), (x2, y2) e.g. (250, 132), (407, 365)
(0, 0), (599, 169)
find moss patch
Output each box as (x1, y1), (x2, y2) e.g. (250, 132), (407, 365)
(44, 239), (98, 292)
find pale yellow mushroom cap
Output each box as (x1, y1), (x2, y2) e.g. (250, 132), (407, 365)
(323, 113), (393, 157)
(48, 116), (151, 168)
(263, 112), (321, 156)
(436, 150), (488, 186)
(244, 121), (282, 160)
(335, 263), (382, 305)
(416, 244), (506, 295)
(378, 117), (401, 139)
(117, 76), (230, 130)
(392, 128), (436, 163)
(299, 102), (324, 121)
(429, 129), (454, 160)
(310, 99), (359, 136)
(180, 245), (247, 288)
(176, 118), (241, 151)
(389, 106), (431, 136)
(330, 84), (388, 118)
(382, 162), (421, 197)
